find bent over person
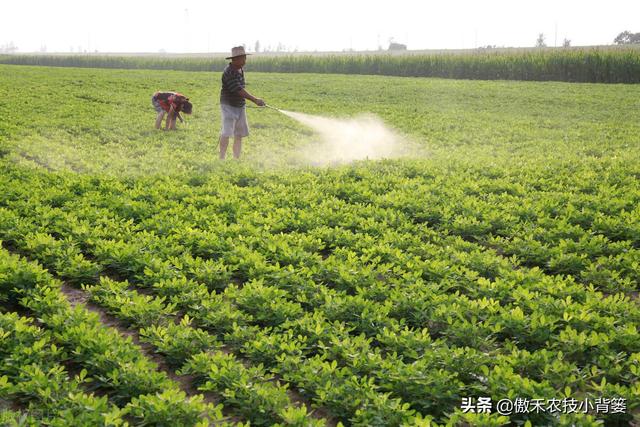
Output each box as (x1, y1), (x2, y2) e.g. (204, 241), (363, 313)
(152, 91), (192, 130)
(219, 46), (265, 159)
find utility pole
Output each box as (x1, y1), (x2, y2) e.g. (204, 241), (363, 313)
(554, 22), (558, 47)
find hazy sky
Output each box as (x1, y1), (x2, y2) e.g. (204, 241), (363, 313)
(3, 0), (639, 53)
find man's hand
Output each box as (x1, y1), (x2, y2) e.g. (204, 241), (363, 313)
(254, 98), (266, 107)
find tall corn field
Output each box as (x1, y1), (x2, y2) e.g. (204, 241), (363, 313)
(2, 47), (639, 83)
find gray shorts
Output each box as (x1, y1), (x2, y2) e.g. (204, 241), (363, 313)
(220, 104), (249, 138)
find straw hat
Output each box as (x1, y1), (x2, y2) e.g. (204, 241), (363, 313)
(226, 46), (251, 59)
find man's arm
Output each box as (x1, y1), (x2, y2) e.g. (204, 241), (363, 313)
(238, 88), (265, 106)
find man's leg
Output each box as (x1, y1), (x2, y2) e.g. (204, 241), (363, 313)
(233, 107), (248, 159)
(219, 136), (230, 159)
(233, 137), (242, 159)
(155, 111), (165, 129)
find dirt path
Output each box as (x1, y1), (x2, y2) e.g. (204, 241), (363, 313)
(59, 283), (218, 404)
(3, 238), (337, 426)
(60, 282), (333, 425)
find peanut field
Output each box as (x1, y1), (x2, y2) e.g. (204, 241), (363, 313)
(0, 64), (639, 426)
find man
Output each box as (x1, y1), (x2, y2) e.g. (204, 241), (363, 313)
(219, 46), (265, 159)
(152, 91), (192, 130)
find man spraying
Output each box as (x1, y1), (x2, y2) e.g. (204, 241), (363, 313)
(219, 46), (265, 159)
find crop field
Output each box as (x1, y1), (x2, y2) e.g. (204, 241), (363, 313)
(0, 64), (639, 426)
(3, 47), (640, 83)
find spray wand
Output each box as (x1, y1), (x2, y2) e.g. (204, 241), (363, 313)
(247, 104), (282, 112)
(264, 104), (281, 112)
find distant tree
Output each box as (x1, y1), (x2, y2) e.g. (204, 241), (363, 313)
(254, 40), (261, 53)
(388, 42), (407, 51)
(0, 42), (18, 53)
(536, 33), (547, 48)
(614, 31), (640, 45)
(562, 38), (571, 48)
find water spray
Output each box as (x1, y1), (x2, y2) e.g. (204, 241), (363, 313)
(232, 103), (412, 164)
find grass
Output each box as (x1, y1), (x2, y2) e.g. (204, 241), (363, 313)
(1, 64), (638, 175)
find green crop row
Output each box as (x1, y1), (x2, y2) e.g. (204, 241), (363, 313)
(2, 150), (637, 296)
(0, 311), (124, 426)
(2, 48), (640, 82)
(31, 230), (420, 425)
(1, 182), (638, 426)
(0, 248), (230, 426)
(85, 248), (639, 426)
(181, 351), (324, 427)
(50, 255), (431, 425)
(83, 276), (326, 426)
